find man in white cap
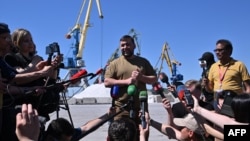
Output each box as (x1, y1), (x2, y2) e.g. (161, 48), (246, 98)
(173, 113), (204, 140)
(149, 98), (221, 141)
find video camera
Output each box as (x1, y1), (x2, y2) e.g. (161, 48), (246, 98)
(45, 42), (64, 68)
(46, 42), (60, 55)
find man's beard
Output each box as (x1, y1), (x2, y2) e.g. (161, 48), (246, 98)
(122, 50), (134, 58)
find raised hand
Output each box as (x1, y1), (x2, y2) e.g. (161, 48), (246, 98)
(15, 104), (40, 141)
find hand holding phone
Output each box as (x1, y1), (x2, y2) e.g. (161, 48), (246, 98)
(184, 89), (194, 107)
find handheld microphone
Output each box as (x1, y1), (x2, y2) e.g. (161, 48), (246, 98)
(110, 85), (119, 107)
(127, 84), (137, 96)
(152, 82), (166, 98)
(70, 69), (88, 84)
(139, 90), (147, 129)
(127, 84), (137, 118)
(89, 68), (103, 80)
(159, 73), (171, 87)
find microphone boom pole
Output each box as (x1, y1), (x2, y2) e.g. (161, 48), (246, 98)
(75, 103), (129, 140)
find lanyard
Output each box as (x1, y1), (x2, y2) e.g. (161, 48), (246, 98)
(218, 65), (229, 89)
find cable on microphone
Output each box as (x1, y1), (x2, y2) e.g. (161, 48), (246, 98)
(139, 90), (147, 129)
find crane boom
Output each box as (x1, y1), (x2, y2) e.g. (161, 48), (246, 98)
(65, 0), (103, 68)
(155, 42), (183, 83)
(76, 0), (104, 65)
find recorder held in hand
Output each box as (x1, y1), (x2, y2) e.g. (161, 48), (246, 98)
(184, 89), (194, 107)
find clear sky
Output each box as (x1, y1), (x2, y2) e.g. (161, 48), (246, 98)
(1, 0), (250, 95)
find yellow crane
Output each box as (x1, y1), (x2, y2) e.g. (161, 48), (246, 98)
(65, 0), (104, 68)
(63, 0), (104, 94)
(154, 42), (183, 83)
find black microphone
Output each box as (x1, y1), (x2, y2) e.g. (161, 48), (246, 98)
(139, 90), (147, 129)
(159, 72), (171, 87)
(127, 84), (137, 119)
(152, 82), (166, 99)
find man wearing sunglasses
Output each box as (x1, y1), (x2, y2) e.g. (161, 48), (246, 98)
(202, 39), (250, 111)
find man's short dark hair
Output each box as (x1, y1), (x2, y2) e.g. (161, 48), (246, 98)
(108, 118), (137, 141)
(216, 39), (233, 55)
(120, 35), (135, 47)
(46, 118), (74, 140)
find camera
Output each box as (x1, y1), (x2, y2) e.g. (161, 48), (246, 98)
(184, 89), (194, 107)
(46, 42), (60, 55)
(199, 60), (207, 68)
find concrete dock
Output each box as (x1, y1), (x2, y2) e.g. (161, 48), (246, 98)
(48, 103), (177, 141)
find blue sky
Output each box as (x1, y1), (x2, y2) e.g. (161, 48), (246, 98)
(1, 0), (250, 93)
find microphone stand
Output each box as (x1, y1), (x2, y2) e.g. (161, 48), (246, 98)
(75, 103), (129, 140)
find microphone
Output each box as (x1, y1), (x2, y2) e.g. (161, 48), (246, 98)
(110, 85), (119, 107)
(70, 69), (88, 84)
(127, 84), (137, 118)
(152, 82), (166, 98)
(159, 72), (171, 87)
(109, 85), (119, 123)
(127, 84), (137, 96)
(89, 68), (103, 80)
(199, 60), (207, 78)
(139, 91), (147, 129)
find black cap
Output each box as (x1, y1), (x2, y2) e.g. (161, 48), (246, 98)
(0, 23), (10, 34)
(199, 52), (215, 62)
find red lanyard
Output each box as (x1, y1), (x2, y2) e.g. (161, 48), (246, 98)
(218, 65), (229, 88)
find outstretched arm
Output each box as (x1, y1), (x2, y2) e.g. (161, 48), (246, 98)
(149, 118), (181, 140)
(192, 96), (246, 129)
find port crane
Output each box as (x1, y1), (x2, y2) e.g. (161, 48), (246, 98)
(62, 0), (104, 96)
(154, 42), (183, 84)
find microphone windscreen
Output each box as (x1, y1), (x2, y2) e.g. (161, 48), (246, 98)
(70, 69), (88, 84)
(153, 82), (162, 92)
(139, 91), (147, 101)
(95, 68), (103, 75)
(111, 85), (119, 98)
(127, 85), (136, 96)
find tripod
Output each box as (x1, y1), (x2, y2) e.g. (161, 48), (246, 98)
(56, 90), (74, 127)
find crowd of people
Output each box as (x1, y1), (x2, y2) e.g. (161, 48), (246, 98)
(1, 22), (250, 141)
